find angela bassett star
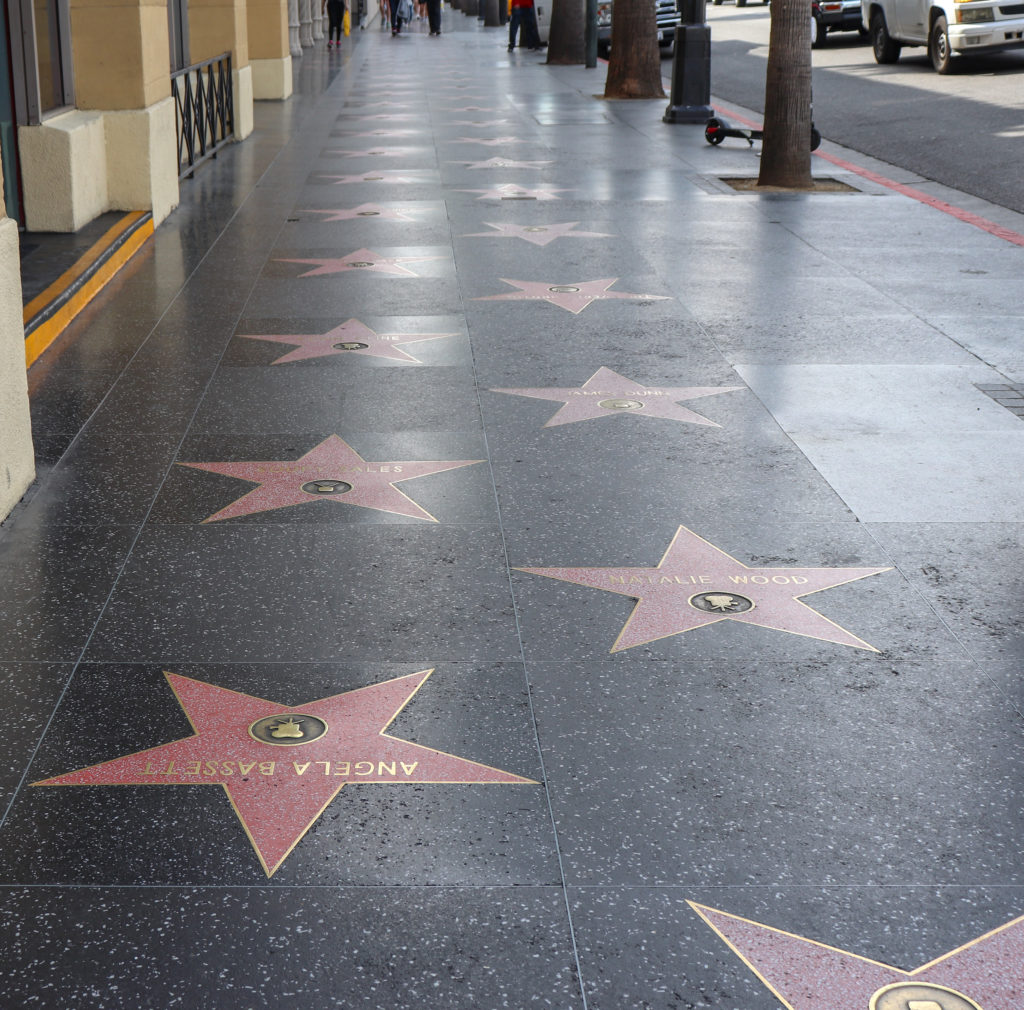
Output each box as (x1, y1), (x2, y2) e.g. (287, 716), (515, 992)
(35, 670), (535, 876)
(179, 434), (481, 523)
(691, 901), (1024, 1009)
(516, 525), (892, 652)
(492, 367), (743, 426)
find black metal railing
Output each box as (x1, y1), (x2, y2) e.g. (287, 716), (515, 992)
(171, 53), (234, 180)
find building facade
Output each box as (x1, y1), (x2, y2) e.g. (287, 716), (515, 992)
(0, 0), (303, 521)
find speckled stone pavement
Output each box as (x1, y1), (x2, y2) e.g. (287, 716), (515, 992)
(5, 11), (1024, 1008)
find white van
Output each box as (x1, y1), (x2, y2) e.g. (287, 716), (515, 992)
(864, 0), (1024, 71)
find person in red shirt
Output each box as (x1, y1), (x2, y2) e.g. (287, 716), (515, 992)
(508, 0), (544, 49)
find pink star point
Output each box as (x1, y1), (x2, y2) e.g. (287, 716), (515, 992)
(517, 525), (891, 652)
(691, 901), (1024, 1010)
(492, 367), (742, 426)
(239, 319), (455, 365)
(35, 670), (533, 877)
(277, 248), (441, 277)
(298, 205), (419, 223)
(179, 434), (482, 523)
(474, 278), (671, 314)
(457, 183), (572, 201)
(462, 222), (613, 247)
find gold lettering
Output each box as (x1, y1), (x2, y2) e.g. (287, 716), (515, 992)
(699, 576), (712, 584)
(393, 465), (403, 473)
(728, 575), (748, 584)
(609, 575), (625, 584)
(629, 576), (644, 584)
(317, 761), (331, 775)
(401, 762), (418, 776)
(259, 761), (276, 776)
(293, 762), (311, 776)
(378, 761), (396, 776)
(792, 576), (808, 585)
(204, 760), (219, 776)
(221, 762), (235, 776)
(183, 761), (202, 776)
(142, 762), (158, 775)
(238, 762), (256, 776)
(161, 762), (177, 776)
(751, 576), (769, 584)
(333, 762), (351, 776)
(354, 761), (374, 775)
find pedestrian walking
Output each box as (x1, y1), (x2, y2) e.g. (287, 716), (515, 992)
(425, 0), (443, 33)
(508, 0), (544, 50)
(324, 0), (345, 45)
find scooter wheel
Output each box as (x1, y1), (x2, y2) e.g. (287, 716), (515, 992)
(810, 125), (821, 151)
(705, 120), (725, 145)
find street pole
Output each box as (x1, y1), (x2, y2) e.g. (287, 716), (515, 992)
(585, 0), (598, 67)
(663, 0), (713, 123)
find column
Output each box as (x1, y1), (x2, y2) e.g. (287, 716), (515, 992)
(289, 0), (302, 55)
(312, 1), (325, 39)
(248, 0), (294, 99)
(19, 0), (179, 231)
(0, 156), (34, 520)
(299, 0), (314, 46)
(188, 0), (255, 141)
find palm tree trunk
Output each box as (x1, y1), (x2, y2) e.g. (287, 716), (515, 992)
(757, 0), (813, 188)
(604, 0), (666, 98)
(547, 0), (586, 63)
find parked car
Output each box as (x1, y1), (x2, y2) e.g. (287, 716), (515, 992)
(863, 0), (1024, 71)
(710, 0), (769, 8)
(596, 0), (681, 57)
(812, 0), (866, 44)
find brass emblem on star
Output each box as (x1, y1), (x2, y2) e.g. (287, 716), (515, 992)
(870, 982), (983, 1010)
(548, 285), (580, 293)
(249, 714), (330, 746)
(300, 479), (352, 495)
(347, 261), (374, 268)
(689, 592), (754, 614)
(332, 341), (370, 351)
(599, 398), (644, 411)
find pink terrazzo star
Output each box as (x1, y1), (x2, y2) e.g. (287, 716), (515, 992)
(298, 205), (419, 222)
(458, 157), (552, 170)
(473, 277), (670, 314)
(317, 171), (429, 185)
(36, 670), (533, 877)
(516, 525), (892, 652)
(344, 113), (416, 122)
(452, 137), (524, 146)
(277, 248), (442, 277)
(461, 222), (612, 247)
(335, 129), (421, 139)
(239, 319), (456, 365)
(457, 183), (572, 201)
(491, 367), (742, 426)
(179, 434), (481, 523)
(324, 147), (422, 158)
(692, 901), (1024, 1010)
(447, 119), (512, 127)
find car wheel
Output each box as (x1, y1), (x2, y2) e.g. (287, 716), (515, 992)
(811, 13), (826, 46)
(712, 0), (722, 5)
(870, 11), (900, 63)
(929, 14), (953, 72)
(597, 40), (610, 57)
(736, 0), (746, 7)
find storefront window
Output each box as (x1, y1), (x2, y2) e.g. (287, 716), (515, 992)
(8, 0), (73, 124)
